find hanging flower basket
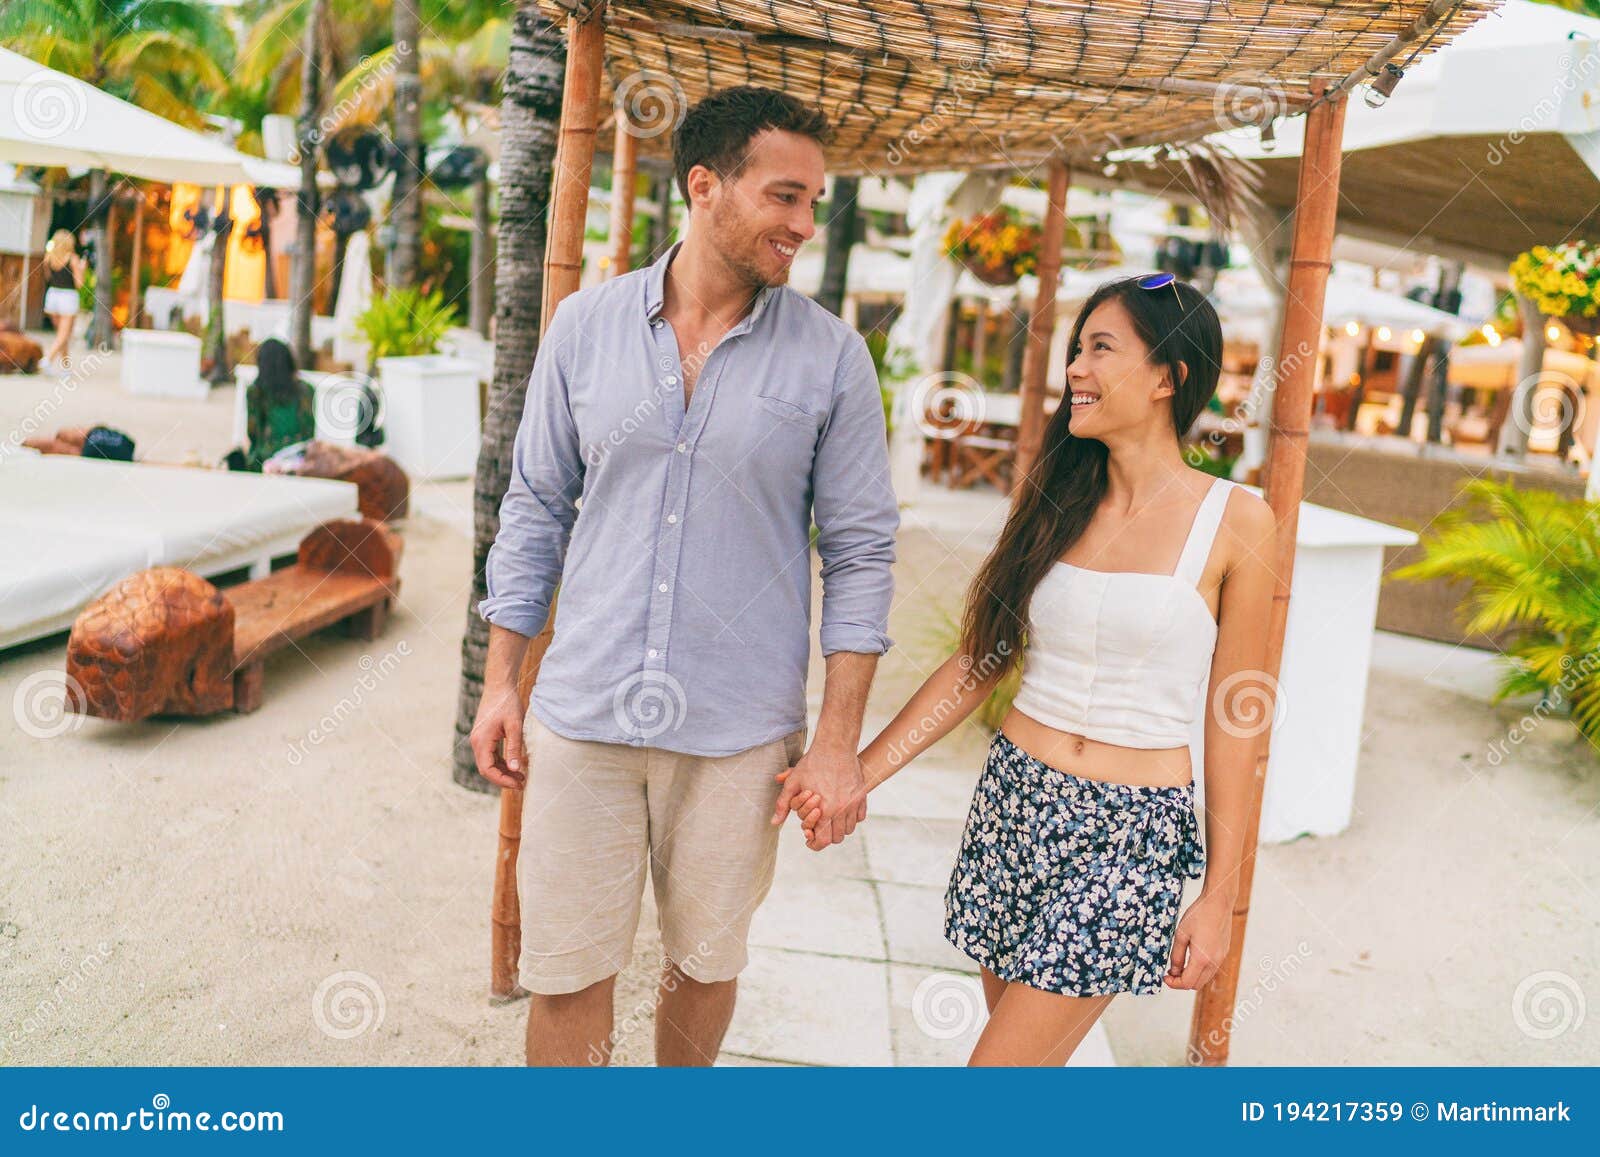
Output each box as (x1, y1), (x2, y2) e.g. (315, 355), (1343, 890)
(1510, 242), (1600, 338)
(944, 206), (1041, 287)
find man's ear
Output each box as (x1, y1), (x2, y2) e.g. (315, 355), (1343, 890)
(685, 163), (720, 209)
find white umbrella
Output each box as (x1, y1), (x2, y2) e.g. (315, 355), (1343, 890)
(0, 46), (300, 188)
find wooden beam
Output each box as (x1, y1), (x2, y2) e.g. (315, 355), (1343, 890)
(491, 0), (608, 1003)
(609, 110), (638, 276)
(1187, 80), (1347, 1065)
(1014, 157), (1069, 488)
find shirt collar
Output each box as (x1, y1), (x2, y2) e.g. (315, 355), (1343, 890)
(643, 238), (778, 334)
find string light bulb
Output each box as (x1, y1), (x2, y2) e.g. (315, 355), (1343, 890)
(1364, 63), (1405, 109)
(1547, 324), (1562, 343)
(1377, 326), (1391, 342)
(1410, 328), (1425, 345)
(1345, 320), (1361, 337)
(1259, 118), (1277, 152)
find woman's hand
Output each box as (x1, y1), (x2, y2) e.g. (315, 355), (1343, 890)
(779, 782), (867, 851)
(1163, 890), (1232, 989)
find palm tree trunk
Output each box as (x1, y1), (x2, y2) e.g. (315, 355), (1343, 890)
(453, 2), (566, 790)
(469, 174), (493, 336)
(204, 186), (235, 385)
(87, 169), (114, 350)
(290, 0), (326, 368)
(814, 175), (858, 317)
(389, 0), (424, 288)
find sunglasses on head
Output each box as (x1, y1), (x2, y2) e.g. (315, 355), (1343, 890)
(1136, 272), (1181, 302)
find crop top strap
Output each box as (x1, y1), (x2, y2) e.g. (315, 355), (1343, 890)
(1172, 477), (1234, 587)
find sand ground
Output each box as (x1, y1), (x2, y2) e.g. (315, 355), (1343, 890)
(1, 341), (1596, 1065)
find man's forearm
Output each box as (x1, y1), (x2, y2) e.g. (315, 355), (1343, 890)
(811, 650), (878, 753)
(484, 622), (536, 700)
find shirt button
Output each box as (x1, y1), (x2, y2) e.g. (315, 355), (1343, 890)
(658, 582), (668, 592)
(665, 375), (678, 385)
(647, 648), (658, 658)
(676, 442), (687, 453)
(666, 514), (677, 524)
(650, 318), (664, 329)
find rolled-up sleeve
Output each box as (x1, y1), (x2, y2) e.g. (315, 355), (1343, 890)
(812, 334), (899, 656)
(477, 300), (584, 638)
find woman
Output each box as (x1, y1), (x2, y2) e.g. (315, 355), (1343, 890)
(237, 337), (316, 471)
(40, 230), (87, 374)
(787, 274), (1277, 1066)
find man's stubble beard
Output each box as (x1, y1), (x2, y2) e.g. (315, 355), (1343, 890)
(707, 198), (790, 291)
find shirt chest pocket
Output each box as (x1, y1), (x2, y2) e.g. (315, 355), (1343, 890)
(750, 393), (823, 473)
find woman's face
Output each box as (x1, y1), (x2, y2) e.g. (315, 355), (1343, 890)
(1063, 297), (1174, 440)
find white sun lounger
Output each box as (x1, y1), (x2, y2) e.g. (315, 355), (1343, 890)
(0, 453), (358, 649)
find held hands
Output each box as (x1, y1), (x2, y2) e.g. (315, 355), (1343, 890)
(770, 745), (869, 850)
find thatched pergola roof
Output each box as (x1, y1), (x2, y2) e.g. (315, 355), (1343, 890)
(553, 0), (1499, 174)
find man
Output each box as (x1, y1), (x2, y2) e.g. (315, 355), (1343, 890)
(471, 86), (899, 1066)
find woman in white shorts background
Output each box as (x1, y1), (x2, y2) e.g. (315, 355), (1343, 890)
(41, 229), (87, 374)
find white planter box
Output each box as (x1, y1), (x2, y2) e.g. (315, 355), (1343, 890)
(376, 354), (481, 480)
(1188, 490), (1418, 844)
(121, 328), (206, 399)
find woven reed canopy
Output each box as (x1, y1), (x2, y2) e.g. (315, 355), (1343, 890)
(553, 0), (1498, 175)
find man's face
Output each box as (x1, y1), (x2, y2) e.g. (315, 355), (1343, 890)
(692, 128), (824, 289)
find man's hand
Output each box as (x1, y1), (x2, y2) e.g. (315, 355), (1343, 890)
(470, 687), (527, 789)
(771, 745), (866, 845)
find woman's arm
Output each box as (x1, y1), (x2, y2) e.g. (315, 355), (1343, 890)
(1166, 490), (1277, 989)
(857, 650), (1005, 790)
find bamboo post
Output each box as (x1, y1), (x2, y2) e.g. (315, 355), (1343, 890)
(1014, 157), (1069, 488)
(609, 109), (638, 277)
(1188, 80), (1347, 1065)
(128, 188), (145, 330)
(491, 0), (608, 1003)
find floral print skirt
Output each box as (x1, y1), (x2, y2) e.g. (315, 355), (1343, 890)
(944, 730), (1207, 996)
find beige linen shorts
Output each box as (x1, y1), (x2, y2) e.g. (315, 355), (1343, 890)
(517, 711), (806, 995)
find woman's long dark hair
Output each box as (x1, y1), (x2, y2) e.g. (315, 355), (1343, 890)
(959, 275), (1223, 672)
(254, 337), (301, 407)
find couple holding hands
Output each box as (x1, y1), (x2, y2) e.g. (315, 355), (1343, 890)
(470, 86), (1276, 1067)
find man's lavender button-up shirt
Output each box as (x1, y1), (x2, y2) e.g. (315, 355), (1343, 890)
(478, 242), (899, 757)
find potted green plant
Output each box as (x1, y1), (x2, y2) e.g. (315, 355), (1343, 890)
(1392, 477), (1600, 750)
(356, 289), (479, 480)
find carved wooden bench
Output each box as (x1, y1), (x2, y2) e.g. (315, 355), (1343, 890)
(66, 517), (402, 722)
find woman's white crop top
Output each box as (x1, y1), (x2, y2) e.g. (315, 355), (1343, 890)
(1011, 477), (1235, 750)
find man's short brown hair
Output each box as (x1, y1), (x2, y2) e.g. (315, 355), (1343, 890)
(671, 86), (832, 201)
